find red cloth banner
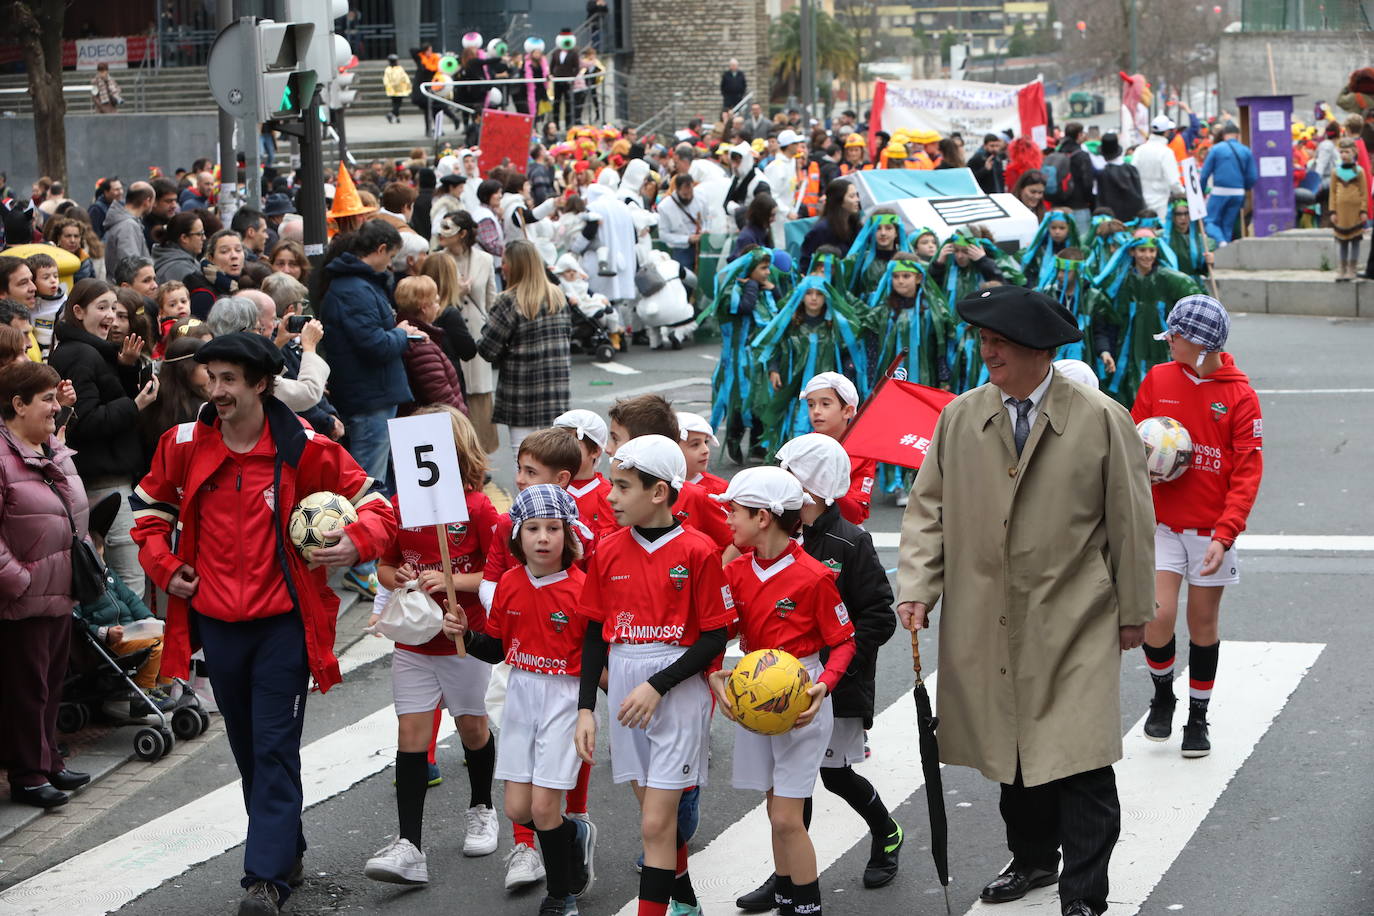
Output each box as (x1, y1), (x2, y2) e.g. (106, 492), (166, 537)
(1017, 80), (1047, 147)
(841, 378), (956, 470)
(478, 109), (535, 176)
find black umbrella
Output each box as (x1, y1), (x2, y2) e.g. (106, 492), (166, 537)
(912, 627), (951, 913)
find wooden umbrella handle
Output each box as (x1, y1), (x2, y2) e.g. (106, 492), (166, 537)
(910, 627), (922, 679)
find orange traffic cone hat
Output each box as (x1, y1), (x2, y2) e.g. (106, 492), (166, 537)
(328, 163), (375, 220)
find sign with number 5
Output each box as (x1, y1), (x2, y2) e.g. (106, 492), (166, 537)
(1181, 158), (1207, 221)
(387, 413), (469, 528)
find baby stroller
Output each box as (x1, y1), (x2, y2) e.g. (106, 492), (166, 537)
(569, 298), (621, 363)
(554, 252), (623, 362)
(59, 616), (211, 761)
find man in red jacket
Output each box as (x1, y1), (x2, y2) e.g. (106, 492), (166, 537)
(131, 332), (394, 916)
(1131, 295), (1262, 760)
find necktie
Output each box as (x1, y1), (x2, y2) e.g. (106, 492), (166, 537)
(1010, 397), (1033, 456)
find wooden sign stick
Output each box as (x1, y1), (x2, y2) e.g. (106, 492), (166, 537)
(435, 523), (467, 657)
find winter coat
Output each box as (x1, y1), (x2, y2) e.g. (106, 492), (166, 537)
(319, 252), (412, 416)
(0, 421), (88, 621)
(152, 242), (199, 285)
(88, 197), (112, 238)
(74, 562), (154, 636)
(183, 264), (239, 320)
(1134, 135), (1185, 214)
(477, 291), (571, 428)
(383, 64), (412, 97)
(1095, 162), (1145, 222)
(1048, 139), (1097, 210)
(897, 372), (1155, 787)
(1329, 163), (1369, 239)
(447, 245), (497, 395)
(47, 321), (144, 481)
(102, 200), (150, 280)
(400, 317), (467, 416)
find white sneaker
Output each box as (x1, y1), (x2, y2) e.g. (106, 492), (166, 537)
(364, 838), (429, 884)
(504, 842), (546, 889)
(895, 491), (909, 507)
(464, 804), (500, 856)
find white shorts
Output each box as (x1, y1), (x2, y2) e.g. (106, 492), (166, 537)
(820, 717), (865, 769)
(607, 643), (711, 790)
(731, 654), (833, 798)
(494, 668), (582, 789)
(1154, 524), (1240, 587)
(391, 647), (493, 717)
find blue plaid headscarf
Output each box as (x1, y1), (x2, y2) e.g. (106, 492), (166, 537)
(1157, 294), (1230, 353)
(510, 484), (581, 530)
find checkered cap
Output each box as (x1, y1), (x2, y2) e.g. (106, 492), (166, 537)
(1156, 295), (1230, 351)
(509, 484), (581, 530)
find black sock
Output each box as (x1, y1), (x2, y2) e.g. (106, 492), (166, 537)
(1143, 636), (1176, 699)
(639, 864), (674, 905)
(394, 750), (429, 849)
(801, 796), (813, 830)
(536, 818), (576, 898)
(1188, 640), (1219, 716)
(792, 878), (821, 915)
(464, 733), (495, 809)
(819, 765), (893, 838)
(775, 875), (794, 913)
(672, 839), (697, 906)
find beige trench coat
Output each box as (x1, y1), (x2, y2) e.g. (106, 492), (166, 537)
(897, 372), (1155, 787)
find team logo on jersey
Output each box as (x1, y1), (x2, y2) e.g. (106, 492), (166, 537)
(549, 610), (569, 633)
(262, 488), (275, 512)
(1210, 401), (1228, 421)
(774, 597), (796, 618)
(446, 522), (468, 541)
(1252, 418), (1263, 438)
(860, 476), (874, 495)
(834, 602), (851, 626)
(668, 564), (689, 590)
(615, 611), (636, 632)
(822, 558), (842, 573)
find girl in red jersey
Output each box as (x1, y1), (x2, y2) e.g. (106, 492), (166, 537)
(446, 484), (596, 916)
(1131, 295), (1263, 759)
(363, 406), (500, 885)
(709, 466), (857, 916)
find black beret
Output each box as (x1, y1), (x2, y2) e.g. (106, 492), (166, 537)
(262, 193), (295, 216)
(955, 285), (1083, 350)
(439, 173), (467, 187)
(195, 331), (285, 377)
(88, 491), (123, 542)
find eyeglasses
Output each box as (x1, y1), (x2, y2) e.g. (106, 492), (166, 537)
(187, 230), (206, 238)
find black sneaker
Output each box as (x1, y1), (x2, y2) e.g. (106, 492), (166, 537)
(1181, 713), (1211, 758)
(538, 895), (567, 916)
(1144, 695), (1176, 741)
(238, 881), (280, 915)
(863, 822), (903, 888)
(568, 816), (597, 897)
(735, 873), (777, 912)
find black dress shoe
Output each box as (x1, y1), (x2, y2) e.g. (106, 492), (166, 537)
(980, 862), (1058, 903)
(287, 857), (305, 888)
(1063, 901), (1097, 916)
(11, 783), (69, 808)
(735, 872), (777, 912)
(50, 768), (91, 791)
(862, 821), (903, 888)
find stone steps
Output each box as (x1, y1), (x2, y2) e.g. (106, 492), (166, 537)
(1213, 229), (1337, 272)
(1212, 268), (1372, 317)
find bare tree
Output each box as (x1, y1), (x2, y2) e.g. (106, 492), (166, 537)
(2, 0), (68, 184)
(1055, 0), (1220, 99)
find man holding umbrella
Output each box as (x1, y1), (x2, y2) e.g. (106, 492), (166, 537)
(895, 286), (1155, 916)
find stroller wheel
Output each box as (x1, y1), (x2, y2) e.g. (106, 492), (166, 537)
(172, 708), (200, 741)
(57, 703), (88, 734)
(595, 343), (616, 363)
(196, 709), (211, 735)
(158, 727), (176, 758)
(133, 727), (164, 761)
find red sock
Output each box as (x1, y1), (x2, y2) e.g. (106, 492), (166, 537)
(636, 902), (669, 916)
(565, 761), (591, 815)
(427, 708), (442, 766)
(676, 841), (689, 876)
(513, 821), (536, 849)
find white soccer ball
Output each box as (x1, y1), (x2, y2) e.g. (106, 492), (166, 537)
(288, 491), (358, 562)
(1136, 416), (1193, 484)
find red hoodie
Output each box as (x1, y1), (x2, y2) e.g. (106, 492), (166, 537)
(1130, 353), (1262, 544)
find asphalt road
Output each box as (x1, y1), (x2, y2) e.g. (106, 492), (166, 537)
(4, 312), (1372, 916)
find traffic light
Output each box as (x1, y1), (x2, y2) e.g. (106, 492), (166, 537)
(256, 19), (316, 120)
(286, 0), (352, 96)
(325, 60), (359, 111)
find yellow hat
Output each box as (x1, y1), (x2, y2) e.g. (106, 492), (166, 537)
(883, 141), (907, 159)
(751, 137), (766, 154)
(910, 128), (941, 145)
(328, 163), (375, 220)
(844, 133), (866, 148)
(891, 128), (911, 143)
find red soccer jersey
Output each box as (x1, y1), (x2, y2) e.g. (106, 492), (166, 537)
(483, 509), (598, 584)
(673, 479), (733, 549)
(691, 470), (729, 497)
(488, 564), (587, 676)
(1131, 354), (1263, 543)
(836, 456), (875, 526)
(568, 474), (617, 536)
(579, 525), (737, 645)
(724, 540), (854, 660)
(385, 489), (499, 654)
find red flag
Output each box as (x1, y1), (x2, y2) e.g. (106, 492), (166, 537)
(1017, 80), (1047, 149)
(841, 378), (956, 470)
(867, 79), (887, 162)
(478, 109), (535, 176)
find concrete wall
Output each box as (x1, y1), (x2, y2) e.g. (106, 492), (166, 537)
(0, 112), (219, 206)
(1218, 31), (1374, 112)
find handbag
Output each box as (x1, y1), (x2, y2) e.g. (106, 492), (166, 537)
(368, 581), (444, 645)
(45, 478), (106, 604)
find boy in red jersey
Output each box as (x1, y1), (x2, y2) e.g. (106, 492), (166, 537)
(799, 372), (875, 524)
(555, 409), (618, 536)
(446, 485), (596, 916)
(606, 394), (733, 549)
(676, 411), (728, 496)
(575, 435), (736, 916)
(708, 466), (856, 916)
(1131, 295), (1262, 758)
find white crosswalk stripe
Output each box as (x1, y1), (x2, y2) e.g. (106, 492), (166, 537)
(867, 532), (1374, 552)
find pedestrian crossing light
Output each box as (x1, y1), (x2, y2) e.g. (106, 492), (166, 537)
(255, 19), (316, 120)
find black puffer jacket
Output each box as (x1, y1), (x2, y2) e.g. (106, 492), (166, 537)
(47, 321), (144, 480)
(804, 502), (897, 726)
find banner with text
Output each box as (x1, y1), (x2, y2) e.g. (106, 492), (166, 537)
(871, 78), (1045, 142)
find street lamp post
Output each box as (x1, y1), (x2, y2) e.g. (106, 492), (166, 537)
(800, 0), (816, 123)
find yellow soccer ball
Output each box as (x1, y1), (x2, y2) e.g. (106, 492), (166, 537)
(727, 648), (813, 736)
(288, 491), (358, 562)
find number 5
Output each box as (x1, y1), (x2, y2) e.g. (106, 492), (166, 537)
(415, 444), (439, 487)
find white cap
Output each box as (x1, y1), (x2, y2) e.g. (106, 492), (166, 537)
(1053, 358), (1100, 390)
(1151, 114), (1176, 132)
(553, 252), (585, 277)
(777, 129), (803, 147)
(776, 433), (852, 505)
(676, 411), (719, 448)
(799, 371), (859, 408)
(612, 435), (687, 490)
(553, 409), (608, 450)
(711, 466), (811, 513)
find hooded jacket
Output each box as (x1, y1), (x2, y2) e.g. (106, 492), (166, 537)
(319, 251), (412, 415)
(152, 241), (200, 285)
(102, 199), (150, 279)
(724, 143), (770, 213)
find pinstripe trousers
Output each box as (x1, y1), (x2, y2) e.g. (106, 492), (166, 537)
(999, 763), (1120, 915)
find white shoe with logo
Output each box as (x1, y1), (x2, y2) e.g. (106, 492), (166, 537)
(464, 804), (500, 856)
(364, 837), (429, 884)
(504, 842), (546, 889)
